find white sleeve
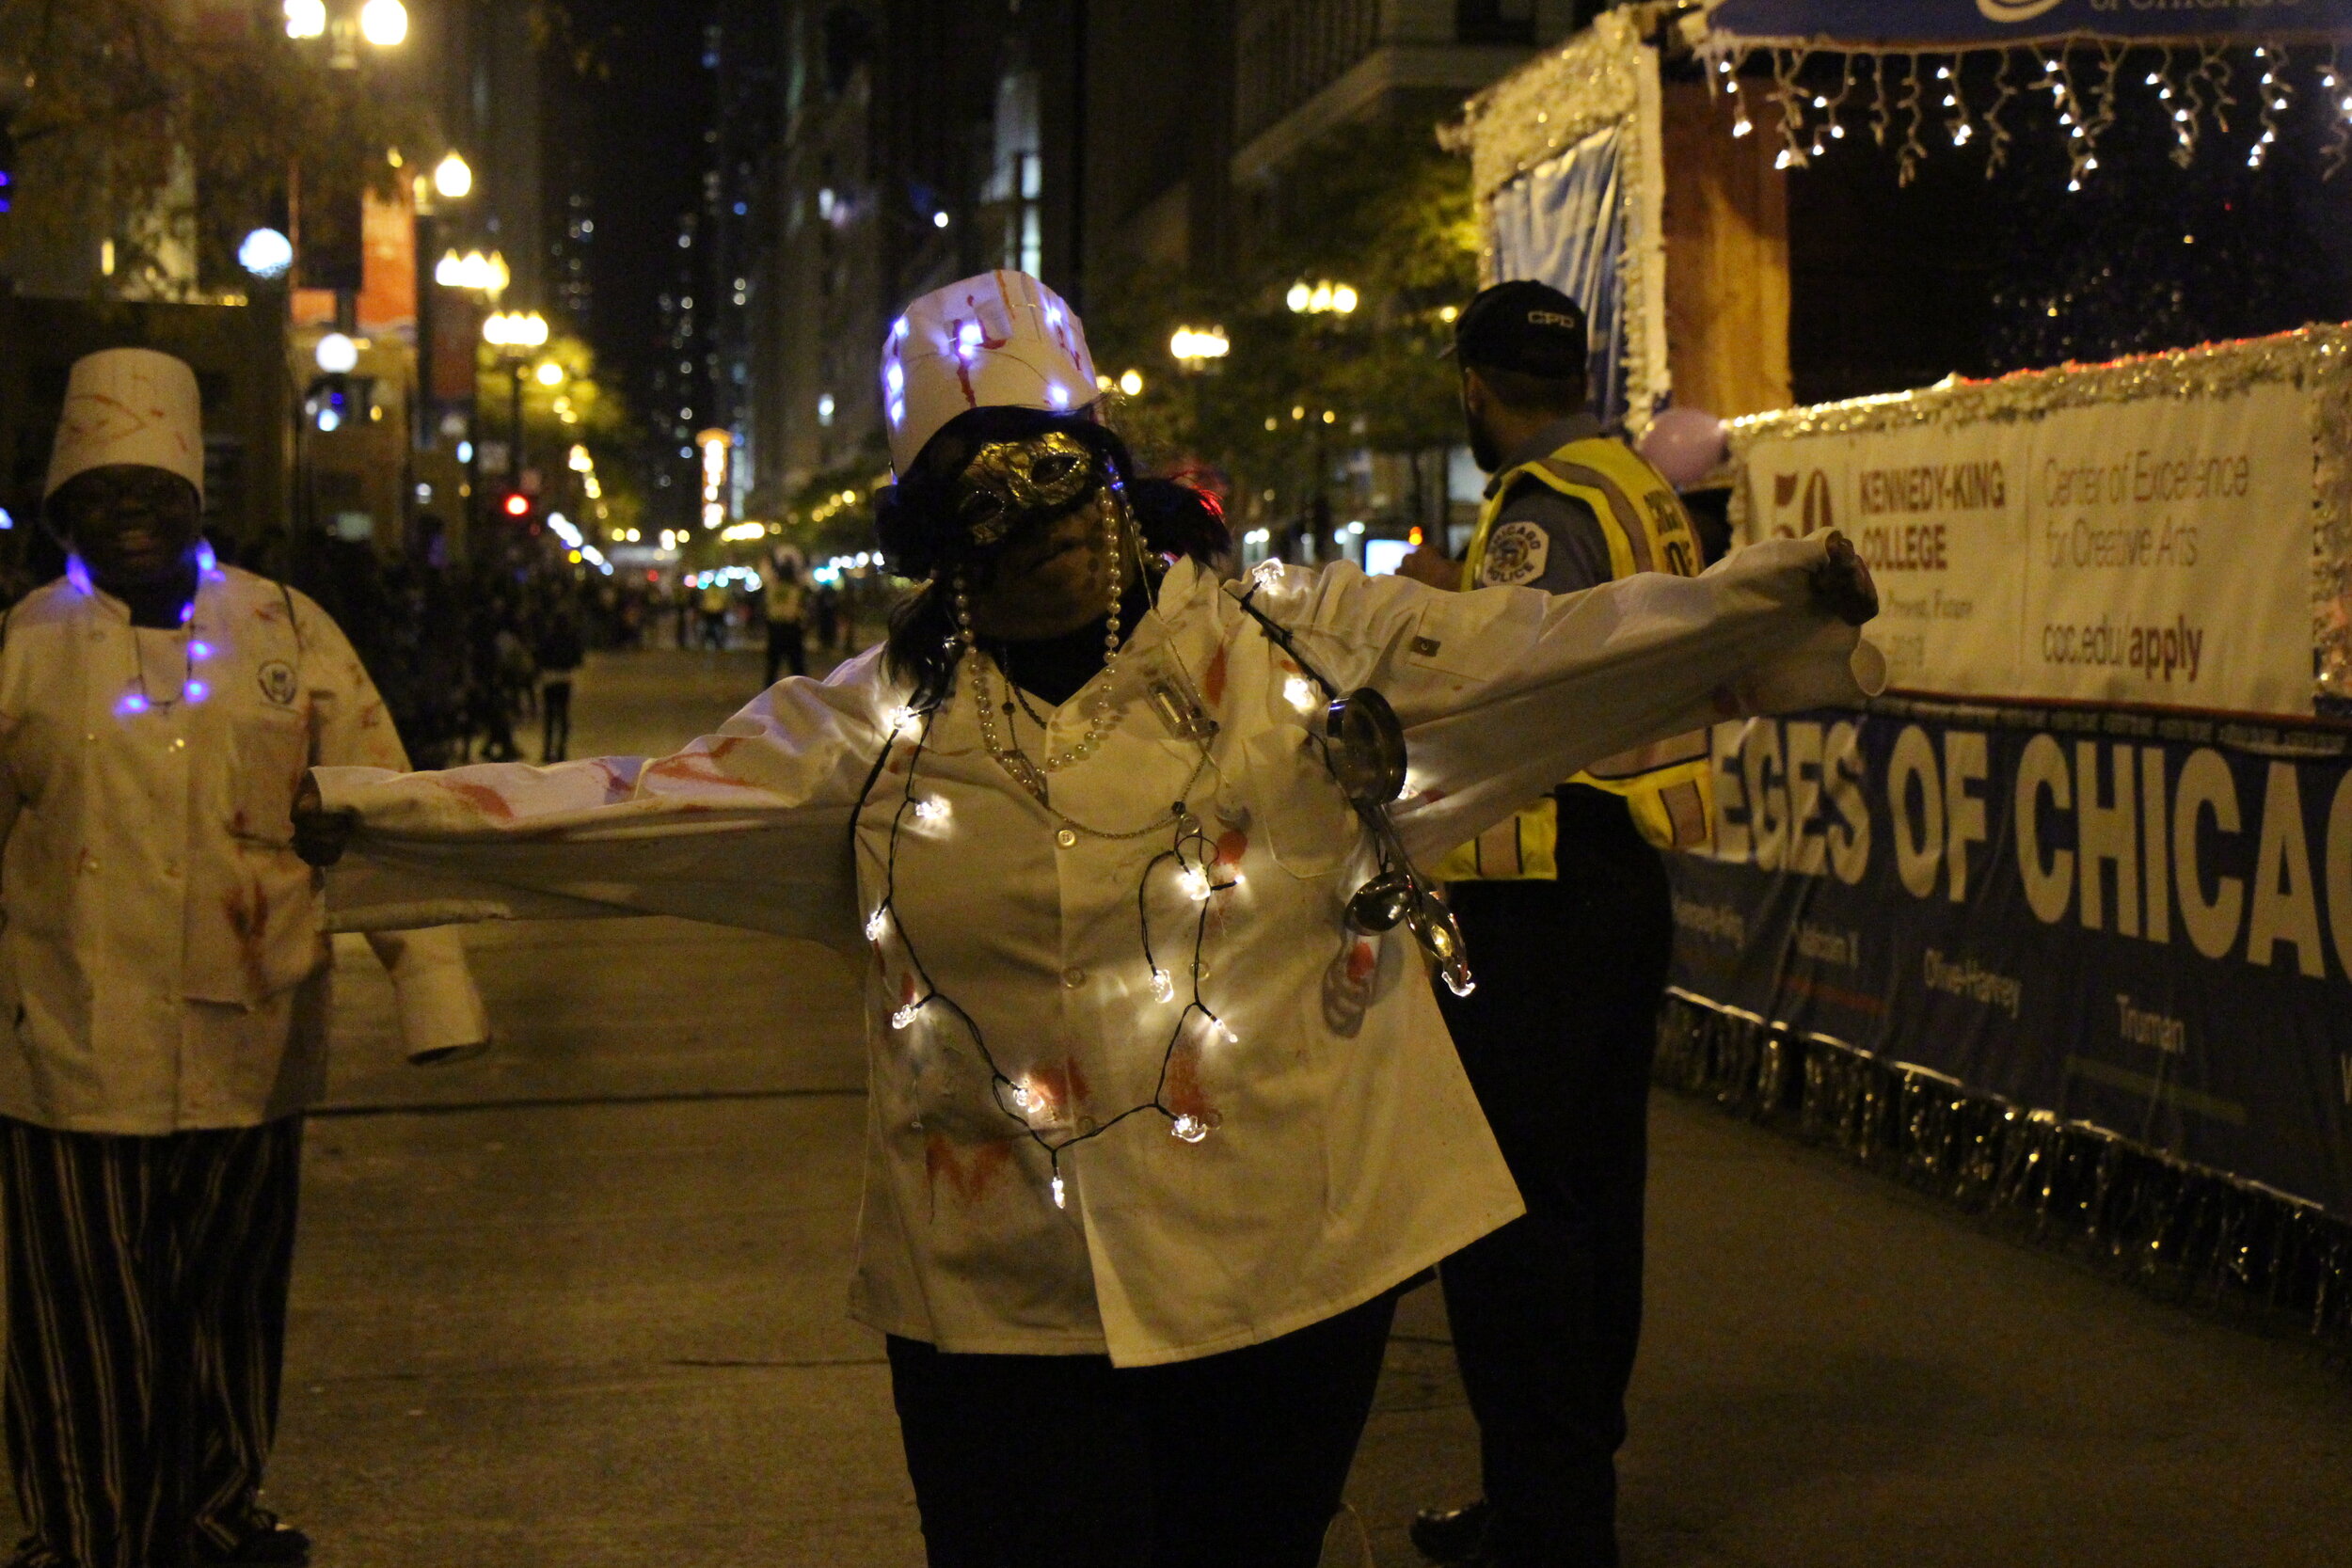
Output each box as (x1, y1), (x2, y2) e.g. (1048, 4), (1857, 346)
(1243, 536), (1883, 862)
(315, 647), (901, 953)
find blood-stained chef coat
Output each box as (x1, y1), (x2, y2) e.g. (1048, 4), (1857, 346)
(0, 562), (487, 1133)
(313, 540), (1881, 1366)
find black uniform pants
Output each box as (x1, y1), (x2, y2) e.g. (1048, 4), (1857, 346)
(1438, 792), (1672, 1568)
(764, 619), (806, 687)
(887, 1291), (1396, 1568)
(0, 1117), (304, 1568)
(541, 678), (574, 763)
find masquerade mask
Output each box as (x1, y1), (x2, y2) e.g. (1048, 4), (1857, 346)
(954, 431), (1100, 546)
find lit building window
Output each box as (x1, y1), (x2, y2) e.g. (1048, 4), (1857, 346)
(984, 68), (1044, 276)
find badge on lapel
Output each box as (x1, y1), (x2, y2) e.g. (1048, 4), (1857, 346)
(258, 660), (299, 706)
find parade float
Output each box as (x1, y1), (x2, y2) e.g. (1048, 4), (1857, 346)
(1454, 1), (2352, 1338)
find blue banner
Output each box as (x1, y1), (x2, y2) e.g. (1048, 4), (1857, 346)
(1669, 699), (2352, 1216)
(1488, 125), (1632, 427)
(1706, 0), (2352, 49)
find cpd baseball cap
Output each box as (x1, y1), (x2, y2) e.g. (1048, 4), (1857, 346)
(1449, 280), (1589, 379)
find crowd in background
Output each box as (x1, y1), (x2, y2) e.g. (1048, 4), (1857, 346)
(0, 520), (892, 772)
(292, 544), (886, 768)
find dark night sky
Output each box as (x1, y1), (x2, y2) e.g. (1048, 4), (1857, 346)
(542, 0), (715, 424)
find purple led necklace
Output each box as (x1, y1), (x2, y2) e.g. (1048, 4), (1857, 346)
(72, 544), (224, 716)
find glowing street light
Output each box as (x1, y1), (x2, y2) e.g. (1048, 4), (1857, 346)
(1118, 369), (1145, 398)
(534, 360), (565, 388)
(483, 311), (549, 349)
(1286, 279), (1360, 315)
(314, 333), (360, 374)
(437, 248), (509, 294)
(283, 0), (326, 40)
(238, 228), (294, 279)
(1168, 325), (1230, 363)
(433, 150), (473, 200)
(358, 0), (408, 46)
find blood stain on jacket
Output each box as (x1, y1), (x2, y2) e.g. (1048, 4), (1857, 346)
(1163, 1035), (1219, 1127)
(926, 1133), (1014, 1207)
(1026, 1058), (1091, 1125)
(644, 737), (755, 787)
(432, 777), (517, 822)
(221, 881), (273, 998)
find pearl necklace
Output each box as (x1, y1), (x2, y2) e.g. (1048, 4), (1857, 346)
(958, 498), (1127, 804)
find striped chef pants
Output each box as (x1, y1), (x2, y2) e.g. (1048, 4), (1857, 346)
(0, 1117), (303, 1568)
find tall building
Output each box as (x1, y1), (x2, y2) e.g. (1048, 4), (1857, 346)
(741, 0), (1125, 512)
(712, 0), (1601, 539)
(1232, 0), (1582, 182)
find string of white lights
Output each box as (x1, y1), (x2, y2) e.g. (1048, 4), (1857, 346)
(1984, 49), (2019, 176)
(1897, 53), (1930, 184)
(850, 598), (1260, 1212)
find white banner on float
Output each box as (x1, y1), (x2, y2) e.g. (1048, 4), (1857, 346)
(1742, 380), (2312, 718)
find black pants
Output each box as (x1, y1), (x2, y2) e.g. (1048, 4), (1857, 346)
(888, 1291), (1396, 1568)
(1437, 791), (1672, 1568)
(541, 678), (574, 762)
(0, 1117), (305, 1568)
(764, 619), (805, 686)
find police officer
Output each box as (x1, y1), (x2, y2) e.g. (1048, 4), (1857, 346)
(1402, 282), (1712, 1568)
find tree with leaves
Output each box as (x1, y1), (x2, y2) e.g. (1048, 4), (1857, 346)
(475, 328), (647, 546)
(0, 0), (434, 292)
(1086, 118), (1481, 546)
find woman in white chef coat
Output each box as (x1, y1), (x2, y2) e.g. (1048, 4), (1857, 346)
(295, 272), (1880, 1567)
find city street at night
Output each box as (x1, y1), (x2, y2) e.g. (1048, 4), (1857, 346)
(10, 4), (2352, 1566)
(0, 657), (2323, 1567)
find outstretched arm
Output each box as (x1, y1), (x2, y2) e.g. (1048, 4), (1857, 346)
(295, 648), (903, 951)
(1240, 532), (1880, 862)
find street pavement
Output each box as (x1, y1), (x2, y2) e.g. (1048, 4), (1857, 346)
(8, 646), (2351, 1566)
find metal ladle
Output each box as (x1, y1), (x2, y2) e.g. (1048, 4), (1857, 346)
(1225, 579), (1475, 996)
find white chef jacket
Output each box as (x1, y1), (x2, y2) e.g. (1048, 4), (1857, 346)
(0, 562), (488, 1134)
(315, 538), (1880, 1366)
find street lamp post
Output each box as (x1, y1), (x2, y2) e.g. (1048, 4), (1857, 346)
(482, 310), (549, 497)
(1168, 325), (1229, 484)
(409, 148), (499, 553)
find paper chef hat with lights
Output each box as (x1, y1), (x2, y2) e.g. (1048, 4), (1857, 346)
(45, 348), (206, 501)
(881, 271), (1099, 473)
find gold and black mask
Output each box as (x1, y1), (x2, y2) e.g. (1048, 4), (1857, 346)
(952, 430), (1099, 546)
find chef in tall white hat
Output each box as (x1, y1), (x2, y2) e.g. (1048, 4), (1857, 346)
(288, 270), (1882, 1566)
(0, 348), (490, 1568)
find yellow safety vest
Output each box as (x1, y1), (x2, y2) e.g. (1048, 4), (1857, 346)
(1434, 432), (1715, 880)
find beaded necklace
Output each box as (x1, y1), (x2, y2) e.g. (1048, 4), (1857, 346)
(955, 497), (1213, 843)
(958, 491), (1128, 802)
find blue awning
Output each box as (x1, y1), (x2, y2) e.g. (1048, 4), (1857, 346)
(1703, 0), (2352, 52)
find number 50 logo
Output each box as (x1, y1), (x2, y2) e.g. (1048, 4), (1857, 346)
(1767, 469), (1836, 539)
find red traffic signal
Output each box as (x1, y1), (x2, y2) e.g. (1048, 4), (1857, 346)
(501, 492), (532, 519)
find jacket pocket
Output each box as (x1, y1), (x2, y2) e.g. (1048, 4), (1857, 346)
(1237, 724), (1362, 880)
(227, 706), (310, 847)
